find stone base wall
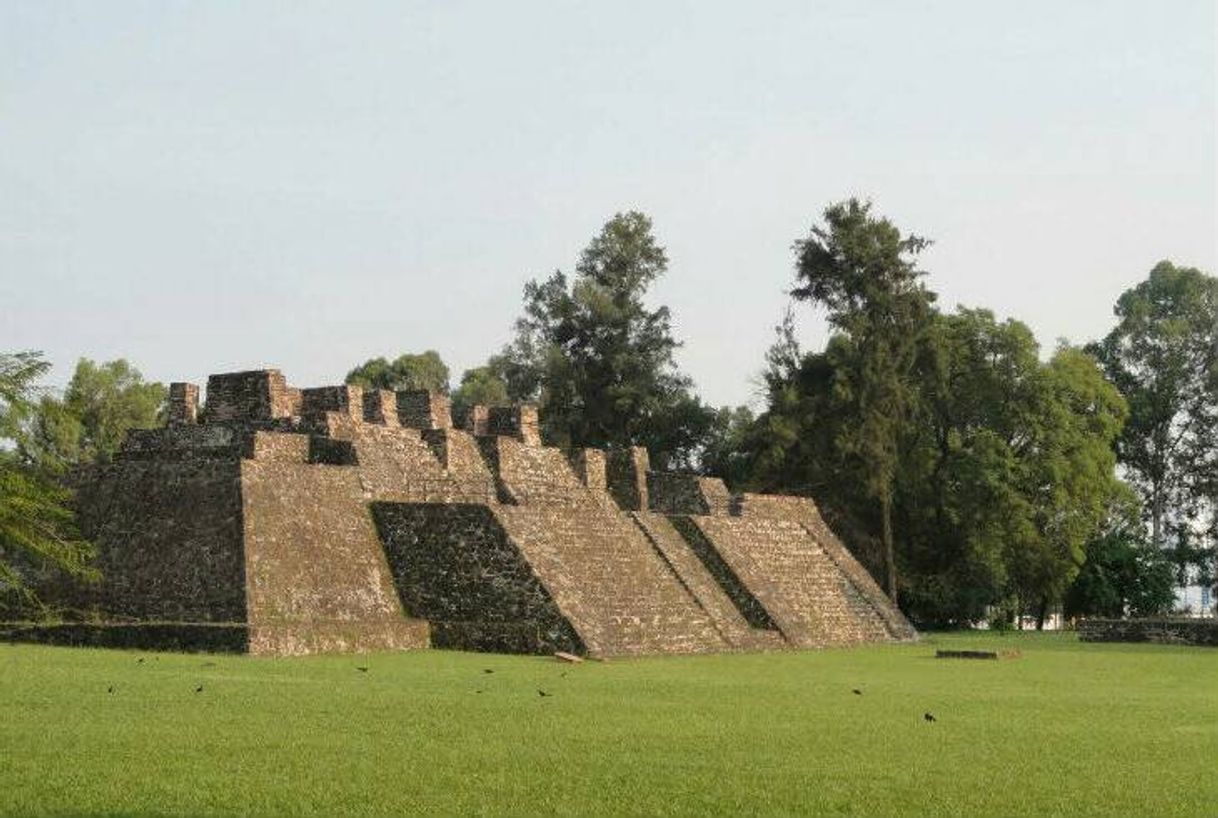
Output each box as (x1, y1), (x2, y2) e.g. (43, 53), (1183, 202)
(73, 459), (248, 623)
(1078, 618), (1218, 646)
(0, 622), (251, 653)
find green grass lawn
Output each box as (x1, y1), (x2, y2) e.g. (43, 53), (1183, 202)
(1, 632), (1214, 817)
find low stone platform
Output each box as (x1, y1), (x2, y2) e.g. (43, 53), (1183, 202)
(0, 619), (431, 655)
(0, 622), (250, 653)
(1078, 618), (1218, 647)
(935, 648), (1021, 660)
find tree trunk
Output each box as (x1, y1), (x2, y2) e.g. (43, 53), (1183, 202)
(880, 487), (897, 603)
(1035, 598), (1047, 631)
(1151, 489), (1163, 550)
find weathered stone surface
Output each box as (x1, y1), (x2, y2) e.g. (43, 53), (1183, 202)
(648, 473), (732, 516)
(1078, 618), (1218, 646)
(13, 367), (916, 657)
(487, 405), (541, 446)
(397, 390), (452, 430)
(606, 446), (649, 511)
(167, 382), (199, 426)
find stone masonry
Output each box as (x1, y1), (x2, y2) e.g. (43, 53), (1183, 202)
(59, 368), (916, 656)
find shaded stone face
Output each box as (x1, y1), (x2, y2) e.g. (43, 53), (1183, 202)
(168, 383), (199, 426)
(43, 367), (916, 657)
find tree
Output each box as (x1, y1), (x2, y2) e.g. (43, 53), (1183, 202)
(24, 358), (166, 471)
(0, 352), (95, 609)
(742, 303), (1128, 627)
(1088, 261), (1218, 551)
(346, 351), (450, 394)
(789, 198), (936, 601)
(494, 211), (717, 470)
(1065, 489), (1176, 619)
(699, 404), (756, 485)
(450, 366), (510, 426)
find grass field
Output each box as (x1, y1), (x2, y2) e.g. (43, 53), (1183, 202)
(1, 632), (1215, 816)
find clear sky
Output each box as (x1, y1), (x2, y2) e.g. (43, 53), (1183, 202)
(2, 1), (1214, 407)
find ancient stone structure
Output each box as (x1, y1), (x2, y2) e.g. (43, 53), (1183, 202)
(1079, 618), (1218, 647)
(59, 368), (916, 657)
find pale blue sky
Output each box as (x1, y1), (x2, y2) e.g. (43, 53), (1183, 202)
(2, 1), (1214, 407)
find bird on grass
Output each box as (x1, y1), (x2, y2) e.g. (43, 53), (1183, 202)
(107, 686), (115, 694)
(924, 712), (936, 723)
(356, 666), (369, 673)
(136, 658), (144, 664)
(852, 688), (863, 696)
(537, 689), (551, 698)
(482, 669), (495, 674)
(195, 685), (204, 694)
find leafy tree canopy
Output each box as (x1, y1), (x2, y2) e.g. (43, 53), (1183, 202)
(1087, 260), (1218, 554)
(346, 351), (450, 394)
(0, 352), (95, 608)
(493, 211), (718, 471)
(450, 366), (511, 426)
(24, 358), (166, 471)
(788, 198), (937, 601)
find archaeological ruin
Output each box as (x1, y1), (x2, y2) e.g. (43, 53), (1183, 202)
(32, 368), (916, 656)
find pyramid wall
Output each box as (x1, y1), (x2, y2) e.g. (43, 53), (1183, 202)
(42, 369), (916, 656)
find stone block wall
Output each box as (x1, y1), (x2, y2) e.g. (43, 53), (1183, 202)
(607, 446), (650, 511)
(487, 405), (541, 446)
(362, 390), (400, 426)
(168, 383), (199, 426)
(74, 459), (248, 622)
(567, 448), (607, 491)
(205, 369), (297, 423)
(397, 390), (452, 430)
(371, 503), (583, 654)
(240, 454), (428, 656)
(648, 473), (732, 516)
(1078, 618), (1218, 646)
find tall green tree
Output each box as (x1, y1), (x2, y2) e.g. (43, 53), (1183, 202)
(346, 351), (450, 394)
(1088, 261), (1218, 551)
(494, 211), (717, 470)
(1065, 488), (1176, 619)
(450, 365), (510, 425)
(0, 352), (95, 608)
(789, 198), (936, 601)
(743, 301), (1128, 626)
(24, 358), (166, 471)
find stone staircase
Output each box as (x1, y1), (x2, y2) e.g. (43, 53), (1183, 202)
(630, 512), (786, 651)
(490, 503), (729, 656)
(690, 515), (893, 647)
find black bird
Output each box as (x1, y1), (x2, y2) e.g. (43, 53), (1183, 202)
(482, 669), (494, 674)
(924, 712), (936, 723)
(356, 666), (369, 673)
(852, 689), (863, 696)
(136, 658), (144, 664)
(475, 689), (484, 694)
(537, 689), (551, 698)
(195, 685), (204, 694)
(107, 686), (115, 694)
